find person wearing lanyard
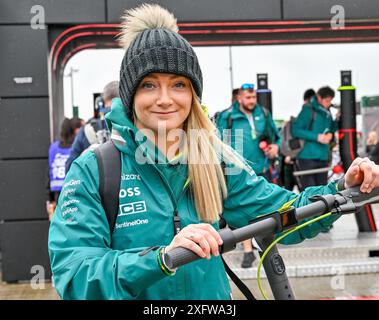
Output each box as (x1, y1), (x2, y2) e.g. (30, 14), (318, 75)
(216, 84), (282, 268)
(48, 4), (379, 300)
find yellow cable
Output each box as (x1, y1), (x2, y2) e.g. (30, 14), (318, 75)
(256, 211), (333, 300)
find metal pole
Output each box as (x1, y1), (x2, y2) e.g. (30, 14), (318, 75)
(256, 73), (272, 115)
(293, 167), (332, 176)
(338, 70), (377, 232)
(229, 46), (234, 92)
(65, 67), (78, 116)
(70, 67), (74, 109)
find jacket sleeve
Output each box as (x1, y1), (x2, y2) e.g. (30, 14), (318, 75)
(292, 106), (319, 142)
(222, 164), (341, 245)
(267, 111), (282, 148)
(65, 127), (89, 174)
(331, 118), (339, 133)
(48, 151), (167, 300)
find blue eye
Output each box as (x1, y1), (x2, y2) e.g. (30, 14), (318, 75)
(175, 82), (186, 88)
(141, 82), (155, 89)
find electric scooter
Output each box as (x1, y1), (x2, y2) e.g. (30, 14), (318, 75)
(164, 186), (379, 300)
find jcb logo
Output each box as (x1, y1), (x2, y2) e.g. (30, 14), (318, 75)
(119, 201), (147, 216)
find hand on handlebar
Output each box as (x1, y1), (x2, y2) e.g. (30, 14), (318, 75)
(165, 223), (223, 259)
(344, 157), (379, 193)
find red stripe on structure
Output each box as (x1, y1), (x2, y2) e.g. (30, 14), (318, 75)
(365, 205), (377, 232)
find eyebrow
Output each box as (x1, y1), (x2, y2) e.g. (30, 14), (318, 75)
(143, 73), (186, 80)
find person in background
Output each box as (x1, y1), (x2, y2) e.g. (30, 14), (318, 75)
(366, 131), (378, 155)
(292, 86), (338, 191)
(367, 131), (379, 164)
(211, 88), (239, 124)
(281, 89), (317, 191)
(65, 81), (120, 173)
(303, 88), (316, 104)
(216, 84), (282, 268)
(46, 117), (83, 220)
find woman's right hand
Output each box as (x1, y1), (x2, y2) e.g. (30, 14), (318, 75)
(165, 223), (223, 259)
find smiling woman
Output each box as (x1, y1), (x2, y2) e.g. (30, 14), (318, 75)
(48, 3), (379, 301)
(134, 73), (193, 133)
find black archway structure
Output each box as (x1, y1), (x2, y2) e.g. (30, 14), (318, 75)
(1, 0), (379, 282)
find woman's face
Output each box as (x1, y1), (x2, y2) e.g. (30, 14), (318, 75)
(133, 73), (193, 134)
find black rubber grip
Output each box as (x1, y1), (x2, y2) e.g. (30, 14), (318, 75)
(164, 247), (201, 269)
(340, 186), (379, 206)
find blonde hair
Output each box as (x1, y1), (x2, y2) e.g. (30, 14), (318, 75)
(183, 85), (250, 223)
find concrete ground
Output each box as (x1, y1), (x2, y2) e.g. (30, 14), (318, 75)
(1, 273), (378, 300)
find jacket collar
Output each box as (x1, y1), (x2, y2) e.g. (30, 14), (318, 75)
(309, 96), (330, 115)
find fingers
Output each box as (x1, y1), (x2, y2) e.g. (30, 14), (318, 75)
(359, 161), (373, 192)
(190, 225), (222, 257)
(183, 229), (212, 258)
(348, 157), (379, 193)
(365, 160), (379, 193)
(166, 223), (222, 259)
(171, 236), (208, 259)
(194, 223), (223, 246)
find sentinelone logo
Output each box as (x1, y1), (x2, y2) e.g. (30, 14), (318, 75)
(115, 219), (149, 229)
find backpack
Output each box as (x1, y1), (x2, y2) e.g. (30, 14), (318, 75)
(281, 105), (316, 158)
(82, 119), (110, 155)
(94, 140), (256, 300)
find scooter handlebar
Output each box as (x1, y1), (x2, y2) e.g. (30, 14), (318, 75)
(164, 186), (379, 270)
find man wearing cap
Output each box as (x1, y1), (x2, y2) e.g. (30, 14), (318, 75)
(216, 85), (282, 268)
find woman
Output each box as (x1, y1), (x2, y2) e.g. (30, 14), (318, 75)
(46, 117), (83, 220)
(48, 4), (379, 300)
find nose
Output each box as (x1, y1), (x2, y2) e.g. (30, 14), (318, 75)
(156, 86), (173, 107)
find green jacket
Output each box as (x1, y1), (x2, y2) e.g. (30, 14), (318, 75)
(292, 96), (338, 161)
(216, 102), (282, 175)
(48, 98), (341, 300)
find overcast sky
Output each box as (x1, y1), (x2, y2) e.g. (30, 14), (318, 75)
(64, 42), (379, 123)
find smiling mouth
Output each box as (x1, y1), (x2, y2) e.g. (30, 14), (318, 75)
(152, 111), (177, 115)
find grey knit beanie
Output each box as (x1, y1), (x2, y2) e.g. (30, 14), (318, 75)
(118, 4), (203, 120)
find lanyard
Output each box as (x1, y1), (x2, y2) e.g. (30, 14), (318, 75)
(246, 114), (257, 140)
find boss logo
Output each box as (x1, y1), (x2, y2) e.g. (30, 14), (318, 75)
(119, 187), (141, 198)
(119, 201), (147, 216)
